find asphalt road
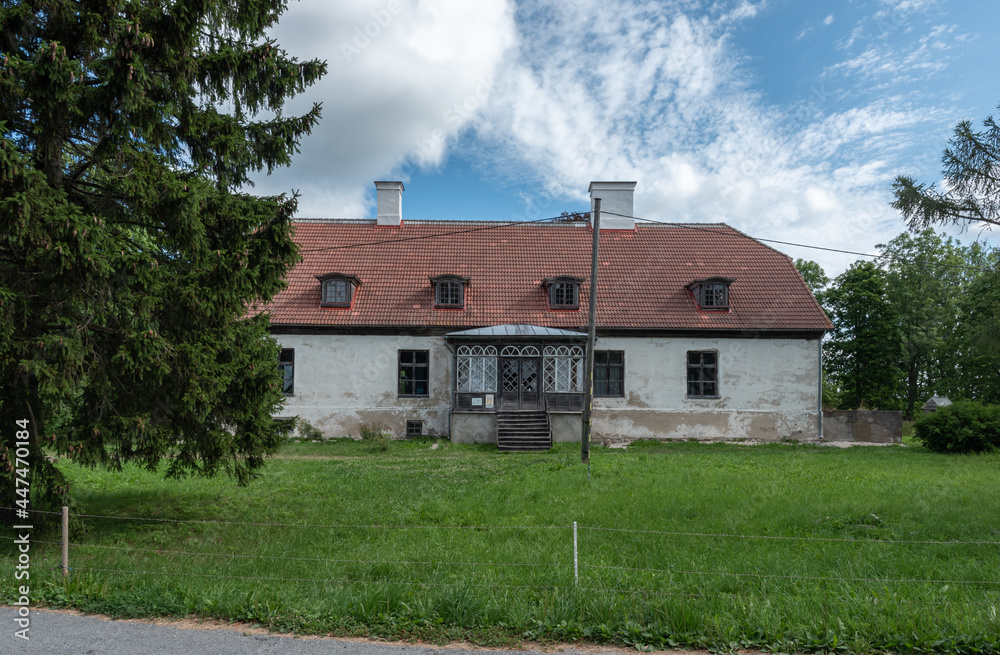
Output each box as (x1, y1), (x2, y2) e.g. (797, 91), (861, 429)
(1, 608), (657, 655)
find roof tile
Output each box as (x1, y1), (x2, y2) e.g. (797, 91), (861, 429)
(263, 220), (832, 331)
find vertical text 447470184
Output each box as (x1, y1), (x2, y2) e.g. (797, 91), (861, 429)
(13, 418), (32, 641)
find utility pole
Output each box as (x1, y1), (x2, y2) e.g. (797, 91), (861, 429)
(582, 198), (600, 470)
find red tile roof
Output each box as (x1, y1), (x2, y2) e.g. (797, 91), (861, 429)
(263, 220), (832, 332)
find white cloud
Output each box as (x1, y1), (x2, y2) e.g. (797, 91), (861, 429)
(799, 13), (834, 41)
(462, 1), (956, 273)
(882, 0), (938, 13)
(240, 0), (989, 275)
(250, 0), (516, 216)
(722, 0), (765, 23)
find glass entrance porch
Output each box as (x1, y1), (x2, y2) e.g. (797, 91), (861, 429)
(447, 325), (588, 412)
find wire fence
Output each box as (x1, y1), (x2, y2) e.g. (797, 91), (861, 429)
(4, 506), (1000, 605)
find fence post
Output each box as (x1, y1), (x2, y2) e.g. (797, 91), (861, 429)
(573, 521), (578, 585)
(61, 506), (69, 580)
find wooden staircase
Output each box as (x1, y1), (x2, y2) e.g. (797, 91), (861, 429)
(497, 410), (552, 451)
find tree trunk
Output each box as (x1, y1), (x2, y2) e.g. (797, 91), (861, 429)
(905, 360), (919, 421)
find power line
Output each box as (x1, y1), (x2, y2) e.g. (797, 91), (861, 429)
(602, 211), (999, 274)
(71, 567), (565, 591)
(297, 213), (587, 254)
(585, 563), (1000, 586)
(578, 525), (1000, 545)
(60, 540), (561, 569)
(293, 208), (997, 275)
(63, 510), (570, 530)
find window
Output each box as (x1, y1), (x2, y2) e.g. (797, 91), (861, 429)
(398, 350), (429, 396)
(431, 275), (469, 309)
(687, 278), (733, 311)
(279, 348), (294, 396)
(594, 351), (624, 396)
(406, 420), (423, 437)
(687, 351), (718, 398)
(316, 273), (360, 307)
(550, 282), (578, 307)
(543, 346), (584, 392)
(323, 279), (351, 305)
(702, 283), (728, 307)
(456, 345), (498, 392)
(437, 280), (462, 306)
(544, 276), (583, 309)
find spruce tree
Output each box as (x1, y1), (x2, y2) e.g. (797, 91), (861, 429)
(892, 103), (1000, 230)
(0, 0), (326, 516)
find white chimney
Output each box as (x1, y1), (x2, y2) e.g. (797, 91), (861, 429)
(588, 181), (636, 230)
(375, 181), (404, 227)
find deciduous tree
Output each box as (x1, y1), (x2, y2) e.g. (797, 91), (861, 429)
(794, 258), (830, 303)
(946, 264), (1000, 405)
(876, 230), (968, 419)
(823, 261), (903, 410)
(1, 0), (325, 517)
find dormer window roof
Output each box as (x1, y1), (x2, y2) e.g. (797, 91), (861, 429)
(316, 273), (361, 308)
(687, 277), (733, 311)
(543, 276), (583, 309)
(431, 275), (469, 309)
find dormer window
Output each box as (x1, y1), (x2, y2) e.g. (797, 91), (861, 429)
(316, 273), (360, 308)
(687, 278), (733, 311)
(544, 276), (583, 309)
(431, 275), (469, 309)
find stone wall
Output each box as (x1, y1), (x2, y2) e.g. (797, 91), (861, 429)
(822, 410), (902, 443)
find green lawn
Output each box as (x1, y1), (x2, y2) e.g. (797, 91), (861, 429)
(5, 438), (1000, 653)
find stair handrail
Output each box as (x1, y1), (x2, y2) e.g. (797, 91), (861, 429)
(543, 393), (553, 446)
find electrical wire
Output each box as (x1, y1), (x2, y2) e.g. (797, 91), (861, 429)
(297, 213), (587, 254)
(292, 207), (997, 275)
(602, 210), (999, 274)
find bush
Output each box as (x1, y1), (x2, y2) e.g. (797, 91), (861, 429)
(913, 401), (1000, 453)
(359, 422), (392, 452)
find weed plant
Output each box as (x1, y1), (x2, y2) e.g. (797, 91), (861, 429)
(359, 422), (392, 452)
(296, 419), (324, 441)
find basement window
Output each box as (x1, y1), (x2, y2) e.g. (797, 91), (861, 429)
(406, 420), (423, 437)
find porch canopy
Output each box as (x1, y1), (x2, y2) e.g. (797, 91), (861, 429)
(445, 325), (588, 412)
(445, 324), (588, 340)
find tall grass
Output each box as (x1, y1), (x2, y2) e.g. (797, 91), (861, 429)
(5, 439), (1000, 652)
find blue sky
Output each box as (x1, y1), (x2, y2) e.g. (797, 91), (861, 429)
(258, 0), (999, 275)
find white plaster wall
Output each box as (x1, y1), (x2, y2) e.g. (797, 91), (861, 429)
(274, 333), (821, 443)
(592, 337), (822, 442)
(550, 412), (582, 443)
(450, 412), (496, 444)
(273, 334), (452, 438)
